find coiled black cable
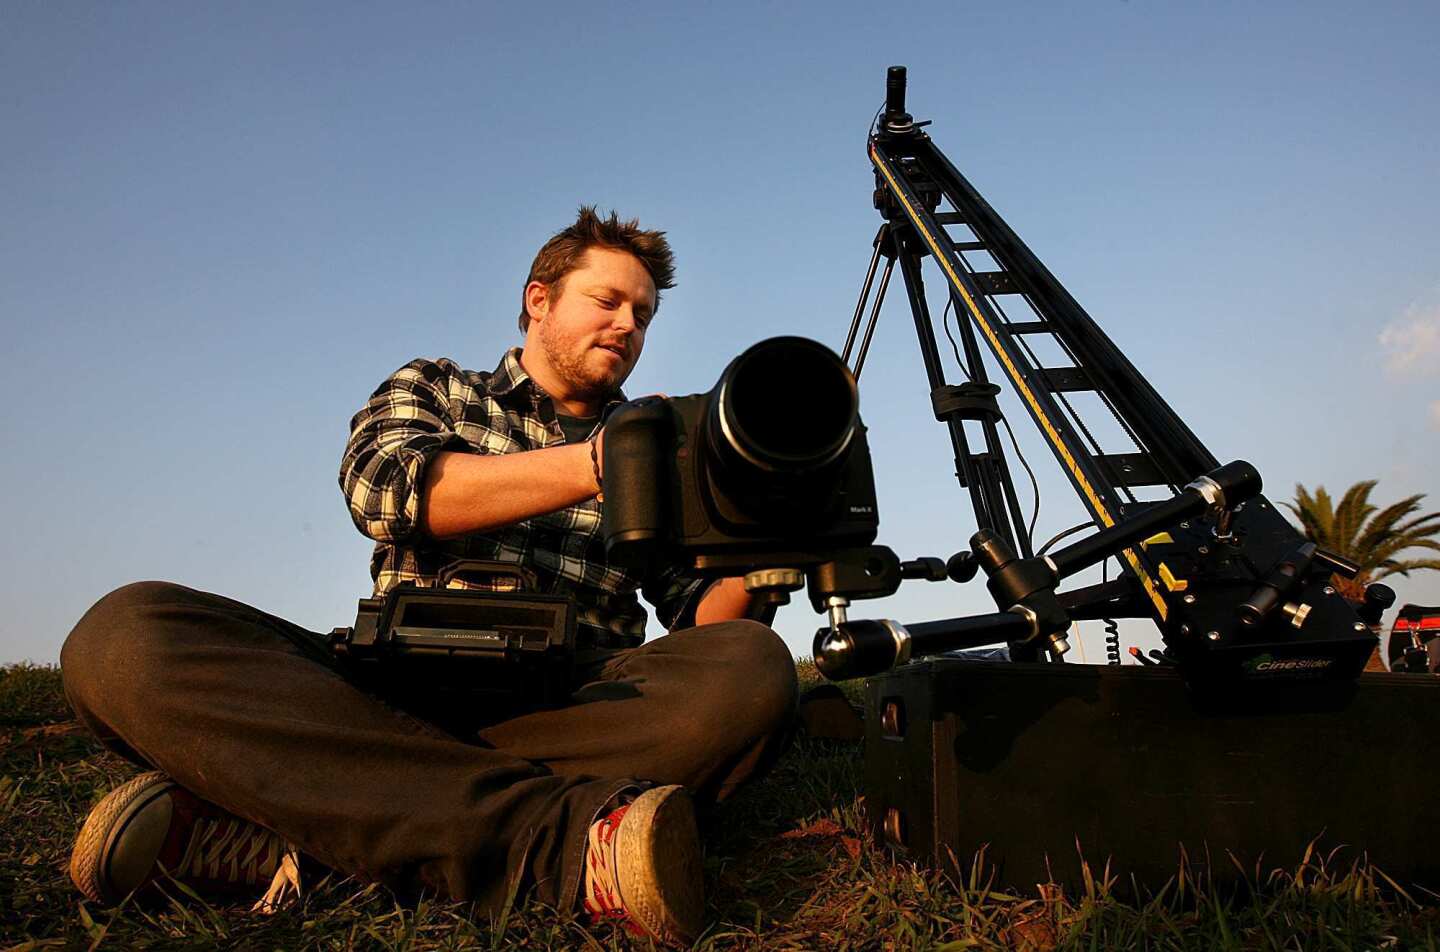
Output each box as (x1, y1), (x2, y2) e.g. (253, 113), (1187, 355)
(1102, 559), (1121, 665)
(1103, 617), (1122, 665)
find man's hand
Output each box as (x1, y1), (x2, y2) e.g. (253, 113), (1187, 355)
(420, 435), (603, 539)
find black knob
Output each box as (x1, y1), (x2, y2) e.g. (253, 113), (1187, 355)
(946, 551), (979, 583)
(1364, 583), (1397, 610)
(969, 529), (1017, 574)
(885, 66), (907, 115)
(901, 557), (947, 581)
(1207, 460), (1263, 507)
(1357, 583), (1397, 626)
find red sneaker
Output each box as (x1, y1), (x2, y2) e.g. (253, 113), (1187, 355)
(582, 785), (704, 947)
(69, 771), (299, 910)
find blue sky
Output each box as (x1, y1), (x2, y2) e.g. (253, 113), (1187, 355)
(3, 0), (1437, 665)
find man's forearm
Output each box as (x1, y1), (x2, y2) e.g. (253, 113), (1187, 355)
(694, 577), (754, 626)
(420, 445), (598, 539)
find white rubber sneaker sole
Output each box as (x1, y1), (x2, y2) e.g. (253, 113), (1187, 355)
(612, 785), (704, 947)
(69, 771), (179, 905)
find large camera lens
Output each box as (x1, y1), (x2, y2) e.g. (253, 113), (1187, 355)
(707, 337), (858, 485)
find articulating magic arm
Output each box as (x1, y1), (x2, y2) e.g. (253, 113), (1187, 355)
(809, 462), (1261, 680)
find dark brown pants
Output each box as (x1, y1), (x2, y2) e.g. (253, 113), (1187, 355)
(60, 581), (797, 913)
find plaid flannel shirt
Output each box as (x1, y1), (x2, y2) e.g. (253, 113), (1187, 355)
(339, 348), (702, 649)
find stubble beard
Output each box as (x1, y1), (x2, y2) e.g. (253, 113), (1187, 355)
(537, 320), (624, 403)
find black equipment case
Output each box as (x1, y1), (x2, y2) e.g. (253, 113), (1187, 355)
(865, 660), (1440, 892)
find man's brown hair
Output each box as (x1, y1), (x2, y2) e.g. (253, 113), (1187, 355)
(518, 206), (677, 332)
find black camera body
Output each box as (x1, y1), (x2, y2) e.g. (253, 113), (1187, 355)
(602, 336), (880, 575)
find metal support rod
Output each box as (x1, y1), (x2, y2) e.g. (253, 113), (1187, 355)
(843, 225), (888, 365)
(894, 235), (1022, 551)
(903, 611), (1034, 650)
(947, 288), (1035, 558)
(813, 610), (1032, 681)
(1048, 461), (1261, 579)
(853, 255), (894, 380)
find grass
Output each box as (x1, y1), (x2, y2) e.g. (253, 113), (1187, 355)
(3, 660), (1439, 950)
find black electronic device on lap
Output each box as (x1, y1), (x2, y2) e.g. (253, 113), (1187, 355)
(328, 560), (577, 706)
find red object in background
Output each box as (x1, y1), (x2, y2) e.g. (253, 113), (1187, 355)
(1388, 604), (1440, 673)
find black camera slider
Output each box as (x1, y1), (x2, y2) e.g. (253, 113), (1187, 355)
(811, 67), (1384, 687)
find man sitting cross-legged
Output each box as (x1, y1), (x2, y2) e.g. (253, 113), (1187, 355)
(61, 207), (798, 947)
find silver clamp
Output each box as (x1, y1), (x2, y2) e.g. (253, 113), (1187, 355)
(1008, 603), (1071, 657)
(1009, 603), (1040, 639)
(880, 619), (913, 666)
(1185, 475), (1225, 509)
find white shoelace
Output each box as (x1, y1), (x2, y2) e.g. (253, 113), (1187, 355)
(251, 847), (303, 915)
(174, 815), (301, 914)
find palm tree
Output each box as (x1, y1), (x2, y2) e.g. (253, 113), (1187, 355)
(1285, 481), (1440, 670)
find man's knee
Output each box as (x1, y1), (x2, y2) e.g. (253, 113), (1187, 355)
(61, 581), (191, 709)
(693, 620), (798, 734)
